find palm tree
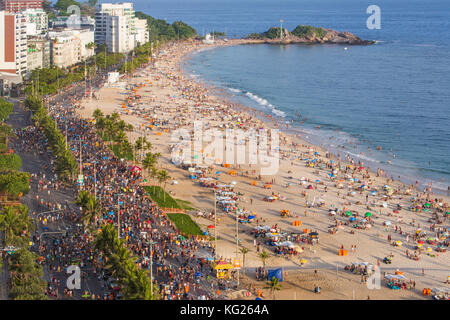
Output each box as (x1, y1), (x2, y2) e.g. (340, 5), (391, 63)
(0, 206), (19, 244)
(75, 191), (101, 227)
(240, 247), (249, 277)
(92, 108), (104, 123)
(157, 170), (170, 203)
(259, 250), (269, 271)
(264, 276), (282, 300)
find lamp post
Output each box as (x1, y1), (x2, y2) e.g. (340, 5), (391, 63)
(280, 19), (284, 40)
(145, 240), (156, 298)
(213, 189), (217, 260)
(115, 193), (124, 239)
(72, 139), (84, 189)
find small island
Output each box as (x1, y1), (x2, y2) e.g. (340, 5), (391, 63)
(247, 25), (374, 45)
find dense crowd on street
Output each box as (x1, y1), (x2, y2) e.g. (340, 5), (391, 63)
(11, 71), (237, 300)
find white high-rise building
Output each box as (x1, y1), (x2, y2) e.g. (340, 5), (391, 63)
(0, 10), (27, 77)
(134, 17), (148, 46)
(22, 8), (47, 36)
(95, 2), (137, 53)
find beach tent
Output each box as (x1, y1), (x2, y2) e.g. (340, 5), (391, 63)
(365, 212), (372, 217)
(385, 274), (407, 281)
(345, 211), (352, 217)
(267, 268), (283, 282)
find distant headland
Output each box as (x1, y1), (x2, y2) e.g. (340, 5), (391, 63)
(246, 25), (375, 45)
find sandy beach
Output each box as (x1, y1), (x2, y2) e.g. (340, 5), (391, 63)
(77, 39), (449, 300)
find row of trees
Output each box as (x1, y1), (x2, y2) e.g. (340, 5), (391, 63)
(24, 49), (125, 97)
(92, 109), (134, 160)
(95, 224), (158, 299)
(25, 96), (77, 181)
(0, 204), (47, 299)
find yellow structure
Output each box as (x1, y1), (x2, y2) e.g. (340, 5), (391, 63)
(214, 260), (234, 279)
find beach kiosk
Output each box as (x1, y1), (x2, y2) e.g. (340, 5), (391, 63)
(214, 260), (234, 279)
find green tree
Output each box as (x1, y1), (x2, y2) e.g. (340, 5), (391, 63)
(264, 276), (282, 300)
(258, 250), (270, 270)
(240, 247), (249, 277)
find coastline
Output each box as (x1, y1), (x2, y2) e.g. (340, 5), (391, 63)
(180, 40), (449, 196)
(77, 39), (449, 300)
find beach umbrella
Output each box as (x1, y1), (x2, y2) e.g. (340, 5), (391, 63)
(365, 212), (372, 217)
(255, 297), (262, 300)
(248, 215), (256, 219)
(349, 217), (356, 222)
(345, 211), (352, 217)
(445, 212), (450, 215)
(208, 225), (215, 229)
(385, 221), (391, 226)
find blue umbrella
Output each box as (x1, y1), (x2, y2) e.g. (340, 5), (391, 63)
(216, 171), (221, 174)
(248, 215), (255, 219)
(255, 297), (262, 300)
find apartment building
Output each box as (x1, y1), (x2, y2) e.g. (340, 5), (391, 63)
(134, 17), (148, 46)
(95, 2), (137, 53)
(0, 0), (43, 13)
(0, 10), (27, 77)
(23, 8), (47, 35)
(49, 28), (94, 68)
(27, 35), (50, 68)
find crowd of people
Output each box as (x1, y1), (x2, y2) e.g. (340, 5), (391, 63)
(12, 61), (235, 300)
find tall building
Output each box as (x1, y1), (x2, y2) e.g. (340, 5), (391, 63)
(134, 18), (148, 46)
(27, 35), (50, 68)
(0, 10), (27, 77)
(23, 8), (48, 35)
(0, 0), (43, 13)
(95, 2), (137, 53)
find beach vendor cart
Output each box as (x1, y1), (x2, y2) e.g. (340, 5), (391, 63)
(214, 260), (235, 280)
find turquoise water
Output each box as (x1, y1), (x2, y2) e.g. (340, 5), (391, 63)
(132, 0), (450, 192)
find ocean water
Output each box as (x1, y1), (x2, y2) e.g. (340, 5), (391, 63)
(130, 0), (450, 192)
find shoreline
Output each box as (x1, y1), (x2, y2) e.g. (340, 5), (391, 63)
(179, 40), (449, 196)
(77, 39), (449, 300)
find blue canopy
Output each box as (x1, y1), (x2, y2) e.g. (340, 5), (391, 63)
(267, 268), (283, 282)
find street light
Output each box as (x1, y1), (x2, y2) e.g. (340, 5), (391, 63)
(144, 239), (156, 299)
(115, 193), (124, 239)
(213, 189), (217, 260)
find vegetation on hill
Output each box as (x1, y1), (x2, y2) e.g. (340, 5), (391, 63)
(247, 25), (327, 40)
(291, 25), (326, 38)
(135, 11), (198, 42)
